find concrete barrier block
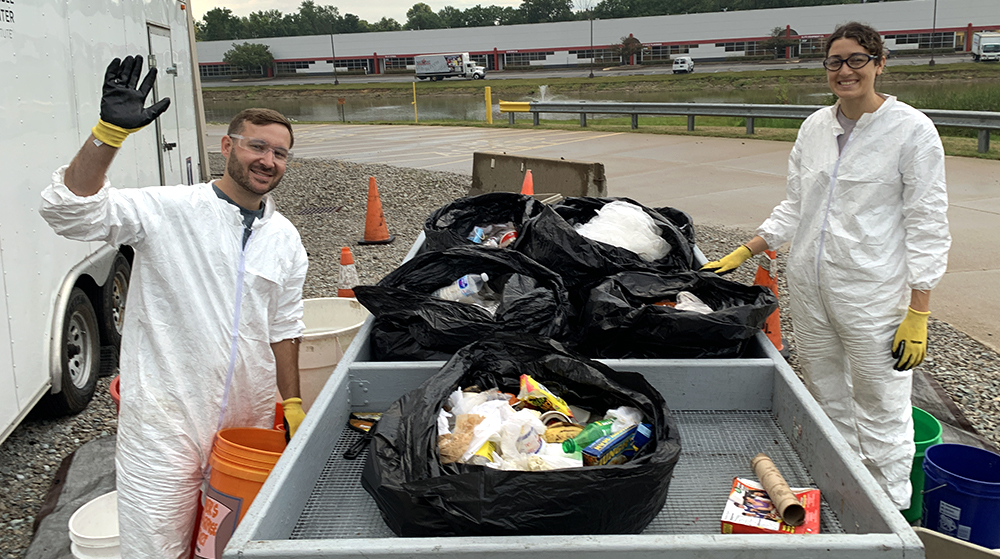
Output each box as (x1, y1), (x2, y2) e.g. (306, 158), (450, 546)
(469, 152), (607, 198)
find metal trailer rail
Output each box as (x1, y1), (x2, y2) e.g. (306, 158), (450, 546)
(224, 239), (922, 559)
(499, 101), (1000, 153)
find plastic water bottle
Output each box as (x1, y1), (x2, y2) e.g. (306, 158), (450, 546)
(562, 419), (615, 453)
(432, 273), (489, 302)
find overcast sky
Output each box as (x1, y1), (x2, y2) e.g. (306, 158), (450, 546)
(191, 0), (527, 24)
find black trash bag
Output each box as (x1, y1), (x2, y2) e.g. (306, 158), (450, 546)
(514, 197), (694, 290)
(421, 192), (545, 253)
(580, 270), (778, 359)
(354, 246), (571, 361)
(361, 338), (682, 536)
(653, 205), (696, 248)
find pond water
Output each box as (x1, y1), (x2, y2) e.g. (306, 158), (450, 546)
(203, 81), (994, 124)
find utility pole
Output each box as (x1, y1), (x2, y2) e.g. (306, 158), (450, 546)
(330, 23), (340, 85)
(929, 0), (938, 67)
(589, 11), (595, 78)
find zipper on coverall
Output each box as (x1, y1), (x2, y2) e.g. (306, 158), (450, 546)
(816, 130), (853, 280)
(217, 227), (255, 432)
(202, 224), (256, 485)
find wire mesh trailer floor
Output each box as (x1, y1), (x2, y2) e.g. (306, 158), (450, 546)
(290, 410), (843, 539)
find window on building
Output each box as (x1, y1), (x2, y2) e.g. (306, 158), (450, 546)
(384, 57), (414, 69)
(642, 44), (697, 60)
(889, 32), (955, 49)
(799, 37), (826, 56)
(275, 60), (312, 74)
(504, 51), (554, 66)
(568, 48), (616, 62)
(199, 64), (250, 79)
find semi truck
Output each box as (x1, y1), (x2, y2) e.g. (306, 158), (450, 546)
(415, 52), (486, 80)
(971, 31), (1000, 62)
(0, 0), (207, 444)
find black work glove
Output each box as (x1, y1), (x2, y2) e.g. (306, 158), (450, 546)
(91, 55), (171, 147)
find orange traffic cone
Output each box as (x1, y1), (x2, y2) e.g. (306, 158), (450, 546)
(337, 246), (359, 298)
(753, 249), (786, 354)
(358, 176), (395, 245)
(520, 169), (534, 196)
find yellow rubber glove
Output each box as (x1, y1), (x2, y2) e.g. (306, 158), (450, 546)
(701, 245), (753, 275)
(892, 308), (930, 371)
(282, 397), (306, 442)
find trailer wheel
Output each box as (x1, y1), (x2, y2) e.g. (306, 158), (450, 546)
(435, 76), (444, 81)
(101, 252), (131, 350)
(40, 288), (100, 415)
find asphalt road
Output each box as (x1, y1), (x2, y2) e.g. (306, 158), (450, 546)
(200, 52), (972, 88)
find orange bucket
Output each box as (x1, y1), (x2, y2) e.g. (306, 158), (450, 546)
(194, 428), (285, 559)
(110, 375), (121, 414)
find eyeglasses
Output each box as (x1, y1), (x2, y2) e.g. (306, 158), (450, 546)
(823, 53), (879, 72)
(228, 134), (292, 162)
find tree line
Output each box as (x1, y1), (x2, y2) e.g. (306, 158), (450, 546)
(197, 0), (904, 41)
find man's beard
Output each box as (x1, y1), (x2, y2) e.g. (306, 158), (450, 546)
(227, 155), (281, 199)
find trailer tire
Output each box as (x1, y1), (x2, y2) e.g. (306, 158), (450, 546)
(41, 288), (100, 415)
(101, 252), (131, 351)
(435, 76), (444, 81)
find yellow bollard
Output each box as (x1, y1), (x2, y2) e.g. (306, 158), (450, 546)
(412, 82), (418, 123)
(485, 86), (493, 125)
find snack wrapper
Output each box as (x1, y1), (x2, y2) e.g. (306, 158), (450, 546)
(517, 374), (573, 418)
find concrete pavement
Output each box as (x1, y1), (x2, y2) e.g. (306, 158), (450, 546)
(207, 123), (1000, 352)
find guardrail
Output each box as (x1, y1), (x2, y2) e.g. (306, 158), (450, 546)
(498, 101), (1000, 153)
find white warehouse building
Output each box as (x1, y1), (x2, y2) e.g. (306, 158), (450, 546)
(196, 0), (999, 79)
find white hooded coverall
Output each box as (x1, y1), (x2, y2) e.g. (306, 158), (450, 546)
(756, 96), (950, 509)
(40, 168), (308, 558)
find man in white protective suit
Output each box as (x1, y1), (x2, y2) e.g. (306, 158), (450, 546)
(40, 55), (309, 558)
(702, 22), (950, 510)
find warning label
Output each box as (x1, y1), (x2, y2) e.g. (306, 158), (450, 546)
(0, 0), (13, 40)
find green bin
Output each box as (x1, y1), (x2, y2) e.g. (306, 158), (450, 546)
(902, 406), (943, 523)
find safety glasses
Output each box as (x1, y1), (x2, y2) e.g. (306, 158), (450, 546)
(823, 53), (879, 72)
(228, 134), (292, 162)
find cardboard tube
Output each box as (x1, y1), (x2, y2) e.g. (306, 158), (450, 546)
(751, 453), (806, 526)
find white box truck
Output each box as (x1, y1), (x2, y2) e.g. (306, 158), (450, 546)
(0, 0), (207, 444)
(971, 31), (1000, 62)
(414, 52), (486, 80)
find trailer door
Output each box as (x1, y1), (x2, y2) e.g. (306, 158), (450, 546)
(148, 24), (184, 185)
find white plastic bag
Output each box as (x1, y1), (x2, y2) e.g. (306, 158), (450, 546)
(437, 408), (453, 437)
(574, 201), (670, 262)
(460, 400), (514, 462)
(606, 406), (644, 434)
(499, 409), (546, 458)
(675, 291), (714, 314)
(451, 388), (506, 417)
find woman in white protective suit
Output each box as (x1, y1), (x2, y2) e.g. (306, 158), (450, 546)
(702, 22), (950, 510)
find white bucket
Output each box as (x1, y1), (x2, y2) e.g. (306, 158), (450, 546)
(299, 297), (370, 412)
(68, 490), (120, 559)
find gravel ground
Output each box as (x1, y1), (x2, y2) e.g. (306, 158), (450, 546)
(2, 155), (998, 557)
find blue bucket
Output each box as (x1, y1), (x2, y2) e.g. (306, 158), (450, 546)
(922, 443), (1000, 548)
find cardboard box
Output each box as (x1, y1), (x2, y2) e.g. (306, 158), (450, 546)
(582, 425), (637, 466)
(721, 477), (820, 534)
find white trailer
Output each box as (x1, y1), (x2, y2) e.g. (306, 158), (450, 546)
(414, 52), (486, 80)
(0, 0), (207, 444)
(971, 31), (1000, 62)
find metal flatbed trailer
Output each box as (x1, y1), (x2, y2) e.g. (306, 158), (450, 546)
(223, 241), (922, 559)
